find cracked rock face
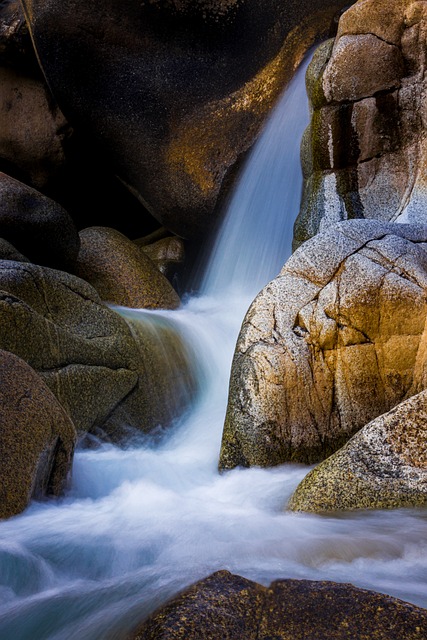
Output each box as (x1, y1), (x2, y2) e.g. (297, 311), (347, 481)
(289, 390), (427, 512)
(0, 260), (195, 440)
(20, 0), (351, 239)
(294, 0), (427, 250)
(219, 220), (427, 469)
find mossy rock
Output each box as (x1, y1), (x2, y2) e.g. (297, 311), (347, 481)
(288, 390), (427, 512)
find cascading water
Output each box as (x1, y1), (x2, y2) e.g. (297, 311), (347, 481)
(1, 52), (427, 640)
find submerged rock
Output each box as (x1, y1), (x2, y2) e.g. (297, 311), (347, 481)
(0, 349), (76, 519)
(220, 220), (427, 469)
(74, 226), (181, 310)
(20, 0), (352, 239)
(289, 390), (427, 512)
(128, 570), (427, 639)
(294, 0), (427, 249)
(0, 172), (79, 270)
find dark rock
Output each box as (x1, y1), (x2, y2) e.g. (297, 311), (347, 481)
(20, 0), (353, 239)
(0, 172), (79, 270)
(0, 349), (76, 519)
(128, 570), (427, 639)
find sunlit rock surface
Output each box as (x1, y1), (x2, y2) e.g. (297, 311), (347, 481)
(0, 349), (76, 519)
(74, 226), (181, 310)
(220, 220), (427, 468)
(289, 390), (427, 512)
(20, 0), (352, 239)
(128, 570), (427, 639)
(294, 0), (427, 249)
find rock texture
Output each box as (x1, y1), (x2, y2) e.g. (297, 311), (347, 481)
(294, 0), (427, 249)
(20, 0), (352, 239)
(0, 172), (79, 270)
(289, 390), (427, 512)
(0, 260), (194, 439)
(0, 349), (76, 519)
(220, 220), (427, 469)
(0, 66), (70, 189)
(128, 570), (427, 639)
(74, 227), (181, 309)
(140, 236), (185, 281)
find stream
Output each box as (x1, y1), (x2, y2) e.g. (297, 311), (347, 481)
(0, 51), (426, 640)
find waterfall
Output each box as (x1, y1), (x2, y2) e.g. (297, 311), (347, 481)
(202, 52), (311, 298)
(1, 51), (427, 640)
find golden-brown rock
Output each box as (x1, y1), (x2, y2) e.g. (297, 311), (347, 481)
(220, 220), (427, 469)
(74, 226), (180, 309)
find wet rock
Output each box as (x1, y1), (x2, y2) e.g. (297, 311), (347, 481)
(0, 349), (76, 519)
(74, 226), (180, 309)
(128, 570), (427, 639)
(294, 0), (427, 250)
(289, 390), (427, 512)
(0, 172), (79, 270)
(220, 220), (427, 469)
(0, 260), (194, 439)
(21, 0), (352, 239)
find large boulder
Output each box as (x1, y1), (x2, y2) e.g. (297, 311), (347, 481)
(20, 0), (353, 239)
(0, 66), (70, 190)
(0, 260), (195, 439)
(74, 226), (180, 309)
(294, 0), (427, 249)
(0, 172), (79, 270)
(128, 570), (427, 639)
(288, 390), (427, 512)
(0, 349), (76, 519)
(220, 220), (427, 469)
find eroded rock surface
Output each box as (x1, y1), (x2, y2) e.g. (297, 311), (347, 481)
(128, 570), (427, 639)
(0, 349), (76, 519)
(220, 220), (427, 468)
(20, 0), (352, 239)
(294, 0), (427, 249)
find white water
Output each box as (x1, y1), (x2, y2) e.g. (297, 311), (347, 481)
(1, 53), (427, 640)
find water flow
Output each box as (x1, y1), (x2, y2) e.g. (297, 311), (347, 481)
(0, 53), (427, 640)
(202, 53), (312, 298)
